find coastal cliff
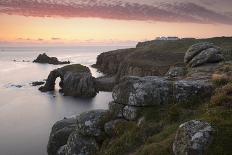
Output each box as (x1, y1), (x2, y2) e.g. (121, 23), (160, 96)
(47, 41), (232, 155)
(93, 37), (232, 81)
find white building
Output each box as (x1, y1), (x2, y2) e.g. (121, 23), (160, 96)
(156, 36), (180, 41)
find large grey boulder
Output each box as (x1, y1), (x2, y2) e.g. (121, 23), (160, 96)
(184, 43), (224, 67)
(113, 76), (213, 106)
(173, 120), (214, 155)
(64, 131), (99, 155)
(47, 117), (77, 155)
(184, 42), (215, 64)
(112, 76), (173, 106)
(39, 64), (98, 98)
(77, 110), (111, 139)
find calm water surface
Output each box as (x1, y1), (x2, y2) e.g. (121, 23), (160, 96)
(0, 46), (131, 155)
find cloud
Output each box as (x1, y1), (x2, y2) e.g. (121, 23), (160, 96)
(37, 38), (43, 41)
(0, 0), (231, 24)
(51, 37), (61, 40)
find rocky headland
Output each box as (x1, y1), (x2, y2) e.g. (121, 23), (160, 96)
(39, 64), (97, 98)
(33, 53), (70, 65)
(47, 37), (232, 155)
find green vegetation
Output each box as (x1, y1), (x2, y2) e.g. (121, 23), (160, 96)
(61, 64), (90, 73)
(99, 63), (232, 155)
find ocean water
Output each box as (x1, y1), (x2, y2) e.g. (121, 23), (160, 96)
(0, 46), (131, 155)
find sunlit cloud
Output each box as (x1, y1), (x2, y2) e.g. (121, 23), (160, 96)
(0, 0), (231, 24)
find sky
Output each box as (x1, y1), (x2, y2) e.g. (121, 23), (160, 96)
(0, 0), (232, 46)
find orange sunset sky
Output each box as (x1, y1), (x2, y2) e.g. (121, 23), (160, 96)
(0, 0), (232, 46)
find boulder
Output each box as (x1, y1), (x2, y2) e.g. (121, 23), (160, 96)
(33, 53), (70, 65)
(112, 76), (213, 106)
(173, 120), (214, 155)
(184, 43), (224, 67)
(166, 67), (187, 78)
(47, 117), (77, 155)
(39, 64), (98, 98)
(112, 76), (173, 106)
(108, 101), (125, 118)
(184, 42), (215, 64)
(123, 105), (140, 121)
(104, 119), (128, 137)
(64, 131), (99, 155)
(76, 110), (111, 140)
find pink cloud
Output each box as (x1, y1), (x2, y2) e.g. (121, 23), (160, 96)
(0, 0), (231, 24)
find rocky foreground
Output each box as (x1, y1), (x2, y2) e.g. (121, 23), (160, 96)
(47, 40), (232, 155)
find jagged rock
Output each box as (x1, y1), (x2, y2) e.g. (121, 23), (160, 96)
(62, 72), (97, 97)
(39, 64), (98, 98)
(173, 120), (214, 155)
(95, 76), (116, 92)
(47, 117), (77, 155)
(31, 81), (45, 86)
(113, 76), (213, 106)
(123, 105), (140, 121)
(33, 53), (70, 65)
(77, 110), (111, 140)
(64, 131), (99, 155)
(166, 67), (187, 78)
(185, 43), (224, 67)
(57, 145), (66, 155)
(104, 119), (127, 137)
(108, 101), (125, 118)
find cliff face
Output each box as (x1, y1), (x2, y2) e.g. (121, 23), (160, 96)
(93, 37), (232, 81)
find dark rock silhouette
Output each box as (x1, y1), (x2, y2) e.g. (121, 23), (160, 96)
(39, 64), (97, 98)
(33, 53), (70, 65)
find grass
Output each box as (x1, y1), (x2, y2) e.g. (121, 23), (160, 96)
(99, 82), (232, 155)
(61, 64), (90, 73)
(211, 83), (232, 108)
(98, 61), (232, 155)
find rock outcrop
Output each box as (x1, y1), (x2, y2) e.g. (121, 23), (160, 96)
(165, 67), (187, 78)
(47, 41), (230, 155)
(33, 53), (70, 65)
(47, 110), (113, 155)
(39, 64), (97, 98)
(173, 120), (214, 155)
(93, 37), (232, 81)
(31, 81), (45, 86)
(184, 42), (224, 67)
(47, 117), (77, 155)
(93, 43), (185, 80)
(112, 76), (213, 107)
(95, 76), (116, 92)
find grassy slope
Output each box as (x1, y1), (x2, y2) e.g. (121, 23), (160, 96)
(60, 64), (90, 73)
(99, 62), (232, 155)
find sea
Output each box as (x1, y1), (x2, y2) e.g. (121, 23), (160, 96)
(0, 46), (132, 155)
